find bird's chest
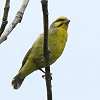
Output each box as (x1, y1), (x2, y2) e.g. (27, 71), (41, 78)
(48, 30), (67, 62)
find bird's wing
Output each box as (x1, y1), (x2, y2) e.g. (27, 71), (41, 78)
(20, 48), (32, 70)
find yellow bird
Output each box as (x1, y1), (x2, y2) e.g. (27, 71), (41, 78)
(12, 16), (70, 89)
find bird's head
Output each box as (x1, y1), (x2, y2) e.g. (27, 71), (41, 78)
(50, 16), (70, 30)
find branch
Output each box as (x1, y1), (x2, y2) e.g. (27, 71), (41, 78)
(41, 0), (52, 100)
(0, 0), (10, 37)
(0, 0), (30, 44)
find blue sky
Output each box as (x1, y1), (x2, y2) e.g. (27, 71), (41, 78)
(0, 0), (100, 100)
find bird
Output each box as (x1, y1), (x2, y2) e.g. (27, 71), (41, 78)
(12, 16), (70, 89)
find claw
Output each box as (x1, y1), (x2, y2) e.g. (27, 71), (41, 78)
(42, 73), (52, 80)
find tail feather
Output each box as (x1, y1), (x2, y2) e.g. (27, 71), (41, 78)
(12, 74), (25, 89)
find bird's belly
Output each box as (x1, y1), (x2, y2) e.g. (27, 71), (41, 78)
(49, 40), (66, 64)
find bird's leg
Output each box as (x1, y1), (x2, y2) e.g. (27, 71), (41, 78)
(36, 66), (52, 80)
(38, 68), (45, 74)
(37, 66), (52, 80)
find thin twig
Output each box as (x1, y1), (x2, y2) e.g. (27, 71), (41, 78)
(41, 0), (52, 100)
(0, 0), (30, 44)
(0, 0), (10, 37)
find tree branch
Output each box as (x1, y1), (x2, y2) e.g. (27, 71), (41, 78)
(0, 0), (30, 44)
(0, 0), (10, 37)
(41, 0), (52, 100)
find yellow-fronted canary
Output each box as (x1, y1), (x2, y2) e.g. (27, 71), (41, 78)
(12, 16), (70, 89)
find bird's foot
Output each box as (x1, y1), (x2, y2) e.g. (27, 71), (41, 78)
(38, 67), (52, 80)
(42, 73), (52, 80)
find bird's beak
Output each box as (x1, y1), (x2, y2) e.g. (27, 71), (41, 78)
(63, 19), (70, 24)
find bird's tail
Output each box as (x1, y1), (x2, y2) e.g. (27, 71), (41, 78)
(11, 73), (25, 89)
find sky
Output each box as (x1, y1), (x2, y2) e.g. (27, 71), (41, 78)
(0, 0), (100, 100)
